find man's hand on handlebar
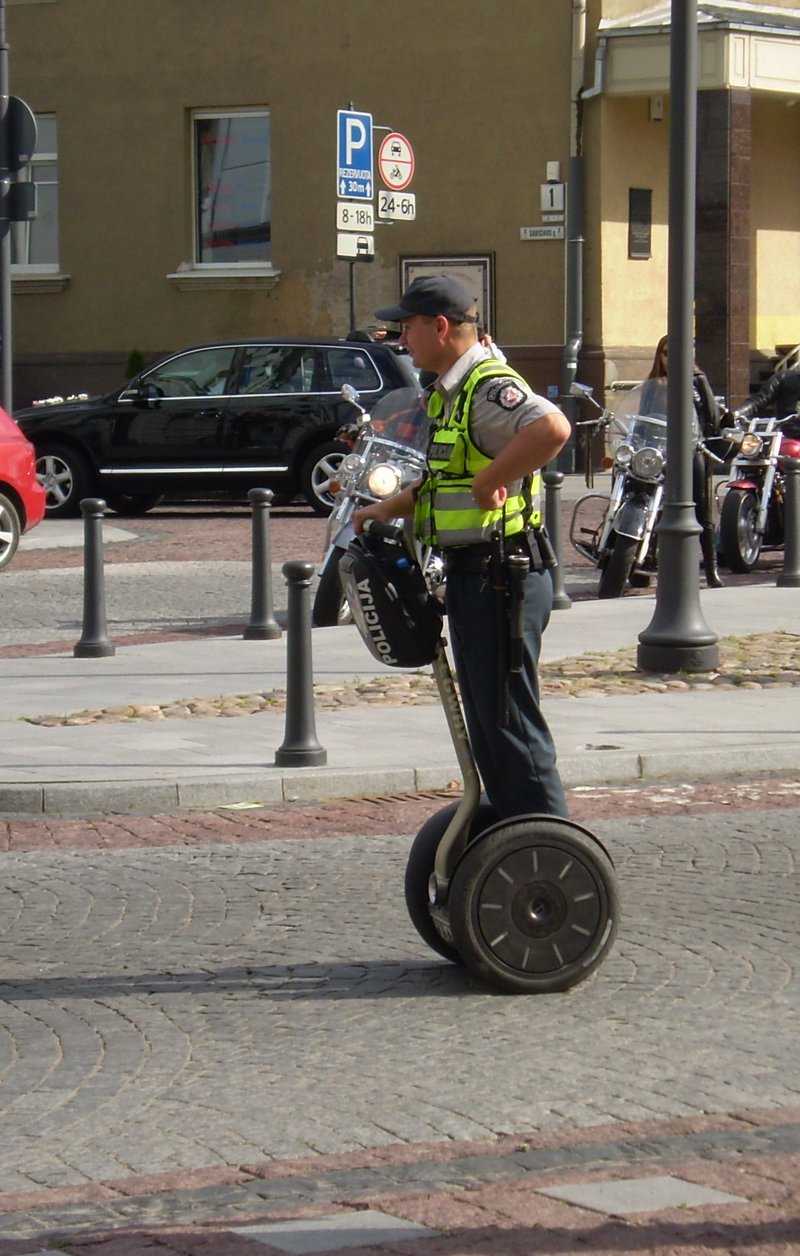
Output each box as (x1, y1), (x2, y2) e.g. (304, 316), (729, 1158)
(352, 499), (393, 535)
(352, 482), (419, 534)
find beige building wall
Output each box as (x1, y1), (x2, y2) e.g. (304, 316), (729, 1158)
(585, 0), (800, 396)
(7, 0), (574, 402)
(7, 0), (800, 408)
(750, 94), (800, 354)
(595, 96), (670, 360)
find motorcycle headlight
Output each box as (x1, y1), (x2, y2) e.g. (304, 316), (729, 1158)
(630, 446), (665, 480)
(739, 433), (762, 457)
(366, 462), (402, 498)
(343, 453), (364, 475)
(614, 443), (634, 469)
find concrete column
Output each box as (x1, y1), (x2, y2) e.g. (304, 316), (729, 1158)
(695, 88), (752, 408)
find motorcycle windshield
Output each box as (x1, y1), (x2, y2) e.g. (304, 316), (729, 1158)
(367, 387), (430, 452)
(608, 381), (668, 452)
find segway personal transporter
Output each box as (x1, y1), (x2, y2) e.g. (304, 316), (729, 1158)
(339, 522), (620, 994)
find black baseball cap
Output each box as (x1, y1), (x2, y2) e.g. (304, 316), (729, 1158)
(375, 274), (479, 323)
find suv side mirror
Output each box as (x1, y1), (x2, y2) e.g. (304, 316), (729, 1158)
(130, 380), (162, 408)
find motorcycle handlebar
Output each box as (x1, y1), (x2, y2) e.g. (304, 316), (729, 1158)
(574, 414), (611, 428)
(362, 519), (405, 542)
(697, 439), (728, 465)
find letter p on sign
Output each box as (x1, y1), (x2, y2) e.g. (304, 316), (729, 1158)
(345, 118), (366, 165)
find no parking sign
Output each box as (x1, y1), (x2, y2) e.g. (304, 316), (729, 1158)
(378, 132), (415, 191)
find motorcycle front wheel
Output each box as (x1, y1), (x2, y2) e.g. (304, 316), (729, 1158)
(312, 546), (351, 626)
(597, 534), (638, 599)
(719, 488), (762, 572)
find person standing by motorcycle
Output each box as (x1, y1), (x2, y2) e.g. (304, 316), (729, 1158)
(642, 334), (724, 588)
(352, 274), (572, 820)
(736, 363), (800, 435)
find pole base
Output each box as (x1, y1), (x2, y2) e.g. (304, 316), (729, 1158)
(637, 640), (719, 674)
(243, 623), (282, 640)
(274, 745), (327, 767)
(73, 641), (116, 658)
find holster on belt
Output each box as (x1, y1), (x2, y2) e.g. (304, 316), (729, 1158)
(506, 553), (529, 675)
(533, 524), (558, 569)
(490, 530), (533, 726)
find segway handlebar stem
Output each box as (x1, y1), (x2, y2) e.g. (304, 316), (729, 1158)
(358, 516), (485, 905)
(430, 640), (482, 904)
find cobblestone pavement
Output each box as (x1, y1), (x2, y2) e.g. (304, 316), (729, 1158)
(1, 505), (324, 652)
(16, 631), (800, 728)
(5, 499), (784, 655)
(0, 784), (798, 1252)
(2, 504), (798, 1253)
(12, 503), (317, 572)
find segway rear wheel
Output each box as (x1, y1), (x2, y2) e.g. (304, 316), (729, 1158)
(405, 800), (498, 964)
(448, 816), (619, 994)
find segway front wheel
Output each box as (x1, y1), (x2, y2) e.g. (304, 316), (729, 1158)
(405, 800), (498, 964)
(448, 816), (619, 994)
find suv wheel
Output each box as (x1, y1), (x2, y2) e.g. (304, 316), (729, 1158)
(37, 444), (92, 517)
(301, 440), (348, 515)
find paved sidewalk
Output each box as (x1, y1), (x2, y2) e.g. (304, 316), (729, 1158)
(3, 505), (800, 1254)
(1, 582), (799, 815)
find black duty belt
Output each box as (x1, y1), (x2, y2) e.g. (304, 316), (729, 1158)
(444, 536), (540, 575)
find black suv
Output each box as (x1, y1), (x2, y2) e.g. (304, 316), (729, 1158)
(14, 336), (418, 516)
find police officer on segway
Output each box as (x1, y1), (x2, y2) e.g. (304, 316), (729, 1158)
(353, 274), (571, 822)
(348, 275), (620, 993)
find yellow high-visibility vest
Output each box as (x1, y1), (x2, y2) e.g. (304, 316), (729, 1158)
(415, 359), (542, 547)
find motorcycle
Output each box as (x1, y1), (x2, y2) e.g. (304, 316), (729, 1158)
(312, 384), (442, 626)
(717, 409), (800, 572)
(568, 380), (669, 597)
(569, 379), (724, 599)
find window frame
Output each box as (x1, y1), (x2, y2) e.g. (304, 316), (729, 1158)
(191, 107), (272, 271)
(10, 111), (59, 275)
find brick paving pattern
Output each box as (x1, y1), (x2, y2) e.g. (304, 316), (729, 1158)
(1, 786), (798, 1253)
(1, 503), (797, 1254)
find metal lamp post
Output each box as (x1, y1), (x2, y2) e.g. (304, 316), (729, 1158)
(637, 0), (719, 674)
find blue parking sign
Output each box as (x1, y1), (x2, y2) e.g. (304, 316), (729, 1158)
(337, 110), (373, 200)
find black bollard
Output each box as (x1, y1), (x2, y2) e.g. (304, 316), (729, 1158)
(543, 469), (572, 611)
(777, 457), (800, 588)
(74, 498), (115, 658)
(244, 488), (282, 640)
(274, 561), (327, 766)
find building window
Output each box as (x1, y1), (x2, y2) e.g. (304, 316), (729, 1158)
(628, 188), (652, 260)
(11, 113), (58, 269)
(194, 110), (271, 265)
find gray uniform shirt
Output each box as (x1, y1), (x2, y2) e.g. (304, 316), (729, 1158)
(433, 343), (562, 490)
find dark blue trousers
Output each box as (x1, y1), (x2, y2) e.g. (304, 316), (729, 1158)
(444, 566), (568, 820)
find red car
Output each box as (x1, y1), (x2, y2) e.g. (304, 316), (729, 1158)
(0, 406), (46, 569)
